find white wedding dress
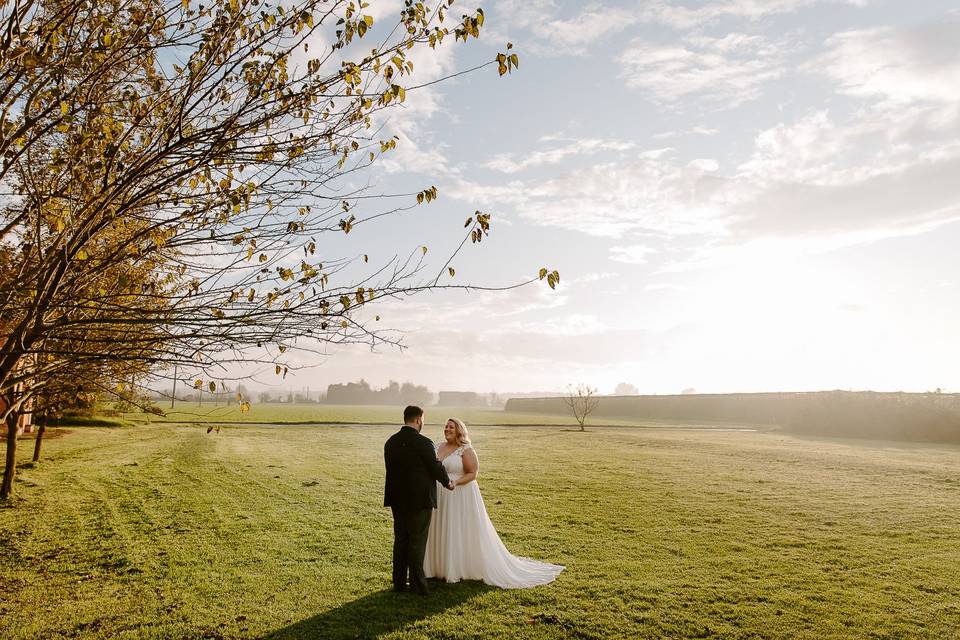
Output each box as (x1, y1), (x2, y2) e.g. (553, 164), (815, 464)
(423, 443), (564, 588)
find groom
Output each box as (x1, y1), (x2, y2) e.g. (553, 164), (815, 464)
(384, 405), (453, 595)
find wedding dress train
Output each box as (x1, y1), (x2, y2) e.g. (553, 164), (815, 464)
(423, 444), (564, 589)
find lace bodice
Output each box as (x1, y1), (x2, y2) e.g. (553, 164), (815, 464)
(435, 443), (472, 479)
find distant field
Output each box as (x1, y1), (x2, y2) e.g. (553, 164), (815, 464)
(150, 402), (660, 428)
(506, 393), (960, 444)
(2, 422), (958, 638)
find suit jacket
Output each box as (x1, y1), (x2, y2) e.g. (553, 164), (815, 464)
(384, 425), (451, 511)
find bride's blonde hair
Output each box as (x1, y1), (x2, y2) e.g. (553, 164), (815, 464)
(448, 417), (470, 446)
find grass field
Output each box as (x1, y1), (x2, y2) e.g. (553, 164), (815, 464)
(150, 402), (657, 428)
(2, 422), (959, 639)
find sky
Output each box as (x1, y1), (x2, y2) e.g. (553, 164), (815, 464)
(266, 0), (960, 396)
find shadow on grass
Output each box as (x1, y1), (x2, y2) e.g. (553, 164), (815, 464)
(263, 582), (494, 640)
(50, 416), (129, 428)
(157, 419), (397, 426)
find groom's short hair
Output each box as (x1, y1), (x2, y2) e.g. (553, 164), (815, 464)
(403, 405), (423, 423)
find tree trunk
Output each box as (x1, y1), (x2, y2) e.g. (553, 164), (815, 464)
(1, 411), (18, 499)
(32, 416), (46, 463)
(170, 364), (177, 409)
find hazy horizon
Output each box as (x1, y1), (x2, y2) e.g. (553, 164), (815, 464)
(218, 377), (957, 400)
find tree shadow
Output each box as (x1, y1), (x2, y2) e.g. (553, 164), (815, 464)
(263, 582), (494, 640)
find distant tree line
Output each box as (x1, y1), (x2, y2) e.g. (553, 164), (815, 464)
(145, 382), (512, 406)
(238, 384), (510, 406)
(782, 391), (960, 443)
(325, 380), (433, 406)
(506, 391), (960, 444)
(257, 390), (319, 405)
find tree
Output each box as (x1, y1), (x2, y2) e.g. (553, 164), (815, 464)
(564, 384), (599, 432)
(614, 382), (639, 396)
(0, 0), (554, 499)
(114, 382), (157, 419)
(0, 240), (171, 496)
(30, 366), (106, 463)
(400, 381), (432, 407)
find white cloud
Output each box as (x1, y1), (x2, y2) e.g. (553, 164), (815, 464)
(610, 245), (658, 264)
(491, 0), (867, 57)
(645, 282), (688, 292)
(652, 127), (719, 140)
(457, 97), (960, 269)
(483, 138), (636, 173)
(378, 41), (460, 176)
(640, 147), (675, 159)
(813, 21), (960, 107)
(689, 158), (720, 172)
(457, 103), (960, 270)
(764, 22), (960, 181)
(450, 155), (732, 238)
(367, 282), (569, 334)
(567, 271), (619, 285)
(365, 0), (404, 23)
(493, 1), (642, 56)
(640, 0), (869, 30)
(509, 313), (608, 336)
(618, 33), (786, 107)
(707, 18), (960, 252)
(730, 155), (960, 238)
(379, 9), (960, 278)
(738, 110), (850, 184)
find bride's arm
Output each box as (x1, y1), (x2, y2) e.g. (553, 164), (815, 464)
(456, 448), (479, 486)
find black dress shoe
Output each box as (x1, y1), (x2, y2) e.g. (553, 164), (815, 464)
(392, 585), (410, 593)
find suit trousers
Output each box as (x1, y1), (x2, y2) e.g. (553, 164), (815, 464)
(391, 506), (433, 594)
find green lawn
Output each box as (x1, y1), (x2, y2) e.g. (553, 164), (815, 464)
(2, 423), (959, 639)
(150, 402), (656, 428)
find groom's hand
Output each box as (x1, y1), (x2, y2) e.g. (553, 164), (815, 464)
(446, 481), (455, 491)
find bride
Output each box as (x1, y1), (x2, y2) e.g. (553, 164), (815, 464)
(423, 418), (564, 588)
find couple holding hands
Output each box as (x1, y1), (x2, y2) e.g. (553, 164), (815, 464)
(384, 405), (564, 595)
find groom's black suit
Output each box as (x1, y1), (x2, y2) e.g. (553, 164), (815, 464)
(384, 425), (451, 595)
